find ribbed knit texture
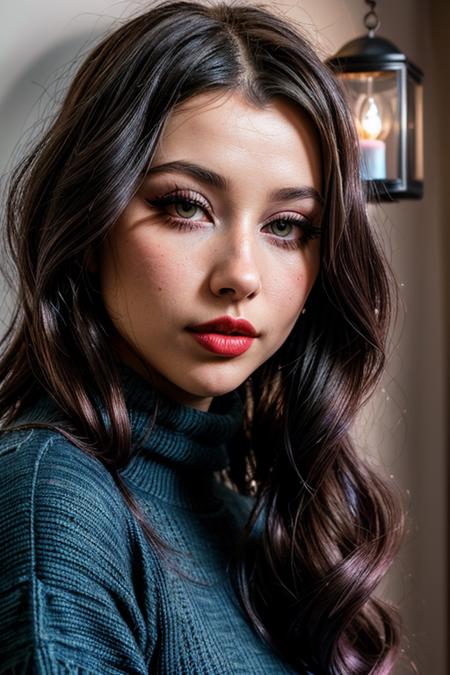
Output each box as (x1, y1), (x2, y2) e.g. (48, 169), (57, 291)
(0, 363), (300, 674)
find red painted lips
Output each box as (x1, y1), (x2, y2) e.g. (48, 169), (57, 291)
(187, 315), (258, 356)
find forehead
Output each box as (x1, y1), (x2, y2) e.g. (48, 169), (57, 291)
(152, 90), (322, 193)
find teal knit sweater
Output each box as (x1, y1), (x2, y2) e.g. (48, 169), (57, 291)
(0, 363), (300, 674)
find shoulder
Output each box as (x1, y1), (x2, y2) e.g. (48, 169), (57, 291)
(213, 479), (266, 538)
(215, 479), (255, 512)
(0, 424), (128, 526)
(213, 478), (257, 521)
(0, 425), (152, 671)
(0, 424), (133, 583)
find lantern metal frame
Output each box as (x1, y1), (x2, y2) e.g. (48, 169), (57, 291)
(327, 2), (424, 202)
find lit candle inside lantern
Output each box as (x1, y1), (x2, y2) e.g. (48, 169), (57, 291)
(358, 95), (387, 180)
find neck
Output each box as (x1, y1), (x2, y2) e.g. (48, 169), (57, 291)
(109, 337), (214, 411)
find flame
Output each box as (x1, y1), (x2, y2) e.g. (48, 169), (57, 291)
(360, 96), (383, 140)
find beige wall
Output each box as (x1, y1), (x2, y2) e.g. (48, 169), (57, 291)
(0, 1), (447, 673)
(298, 1), (447, 673)
(305, 1), (448, 673)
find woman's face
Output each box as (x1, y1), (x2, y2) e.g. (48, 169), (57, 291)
(98, 90), (322, 411)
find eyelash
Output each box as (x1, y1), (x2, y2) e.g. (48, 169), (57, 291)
(146, 188), (321, 250)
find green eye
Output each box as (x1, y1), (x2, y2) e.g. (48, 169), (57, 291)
(269, 221), (294, 237)
(175, 201), (198, 218)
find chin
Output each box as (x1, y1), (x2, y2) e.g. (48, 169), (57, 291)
(180, 368), (251, 399)
(186, 380), (242, 400)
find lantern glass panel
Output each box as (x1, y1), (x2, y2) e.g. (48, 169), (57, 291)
(407, 77), (424, 181)
(339, 70), (400, 181)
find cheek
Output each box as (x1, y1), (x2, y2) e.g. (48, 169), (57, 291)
(266, 266), (316, 326)
(103, 235), (193, 318)
(106, 237), (203, 332)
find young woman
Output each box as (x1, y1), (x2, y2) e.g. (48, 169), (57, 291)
(0, 1), (406, 673)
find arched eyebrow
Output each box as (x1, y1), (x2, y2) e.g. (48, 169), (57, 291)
(145, 160), (324, 206)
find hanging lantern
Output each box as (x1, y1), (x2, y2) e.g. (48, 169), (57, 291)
(327, 0), (424, 201)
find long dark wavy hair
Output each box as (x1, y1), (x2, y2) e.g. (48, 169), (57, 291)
(0, 2), (407, 673)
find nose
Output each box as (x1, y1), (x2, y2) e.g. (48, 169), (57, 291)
(209, 229), (262, 301)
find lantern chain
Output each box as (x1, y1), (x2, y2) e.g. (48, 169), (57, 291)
(364, 0), (381, 37)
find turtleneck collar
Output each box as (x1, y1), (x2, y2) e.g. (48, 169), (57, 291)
(14, 361), (244, 511)
(117, 362), (244, 509)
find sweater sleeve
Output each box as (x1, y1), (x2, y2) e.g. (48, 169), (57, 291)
(0, 429), (154, 674)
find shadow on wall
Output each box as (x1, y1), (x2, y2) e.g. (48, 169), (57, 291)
(0, 32), (103, 330)
(0, 32), (104, 182)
